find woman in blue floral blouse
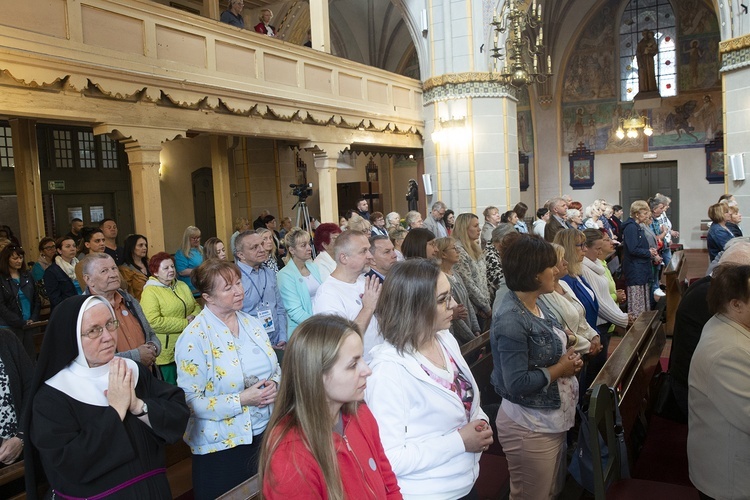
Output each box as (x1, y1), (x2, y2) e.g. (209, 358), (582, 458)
(175, 260), (281, 499)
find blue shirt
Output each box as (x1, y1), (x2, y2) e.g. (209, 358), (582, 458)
(220, 10), (244, 28)
(237, 261), (288, 344)
(14, 278), (31, 321)
(175, 247), (203, 294)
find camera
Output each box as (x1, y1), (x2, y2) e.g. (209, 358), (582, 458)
(290, 183), (313, 200)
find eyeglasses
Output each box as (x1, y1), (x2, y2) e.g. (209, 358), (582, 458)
(42, 245), (56, 250)
(575, 243), (587, 249)
(81, 319), (119, 339)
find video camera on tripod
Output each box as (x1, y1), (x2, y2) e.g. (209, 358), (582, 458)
(290, 183), (313, 202)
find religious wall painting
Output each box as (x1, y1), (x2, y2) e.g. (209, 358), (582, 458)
(678, 36), (720, 91)
(648, 91), (722, 150)
(562, 102), (641, 154)
(562, 5), (616, 102)
(705, 132), (724, 184)
(569, 143), (595, 190)
(517, 110), (534, 155)
(676, 0), (720, 38)
(519, 152), (529, 191)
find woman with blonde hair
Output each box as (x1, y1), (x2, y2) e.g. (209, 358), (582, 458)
(203, 237), (227, 261)
(277, 227), (322, 338)
(435, 237), (480, 345)
(175, 226), (203, 296)
(539, 243), (602, 358)
(260, 315), (400, 499)
(347, 213), (372, 235)
(553, 229), (600, 332)
(389, 227), (408, 262)
(453, 213), (491, 326)
(621, 200), (659, 316)
(256, 227), (282, 272)
(707, 202), (735, 261)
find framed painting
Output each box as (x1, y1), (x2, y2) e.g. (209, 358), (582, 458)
(568, 143), (595, 190)
(519, 152), (529, 191)
(705, 132), (724, 184)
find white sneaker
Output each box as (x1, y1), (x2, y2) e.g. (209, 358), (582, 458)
(654, 289), (666, 300)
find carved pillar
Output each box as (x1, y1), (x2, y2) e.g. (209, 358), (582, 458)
(210, 135), (233, 243)
(302, 142), (349, 223)
(309, 0), (331, 53)
(9, 118), (44, 261)
(94, 125), (186, 255)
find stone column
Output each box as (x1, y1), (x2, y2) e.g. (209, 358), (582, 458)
(94, 125), (186, 255)
(302, 142), (349, 223)
(211, 135), (233, 243)
(309, 0), (331, 53)
(9, 118), (44, 261)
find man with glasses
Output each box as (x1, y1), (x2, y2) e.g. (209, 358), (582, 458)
(81, 253), (160, 368)
(424, 201), (448, 238)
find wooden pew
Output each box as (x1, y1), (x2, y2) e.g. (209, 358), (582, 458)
(664, 249), (710, 336)
(664, 250), (686, 336)
(460, 331), (496, 403)
(584, 311), (699, 498)
(216, 475), (261, 500)
(588, 385), (699, 499)
(588, 310), (665, 451)
(165, 441), (193, 499)
(0, 460), (26, 499)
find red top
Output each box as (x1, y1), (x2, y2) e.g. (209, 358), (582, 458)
(254, 22), (275, 35)
(263, 404), (402, 499)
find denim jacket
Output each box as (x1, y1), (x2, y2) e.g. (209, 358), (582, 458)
(490, 290), (564, 409)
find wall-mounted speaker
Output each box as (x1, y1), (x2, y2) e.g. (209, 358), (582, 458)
(730, 153), (746, 181)
(422, 173), (433, 196)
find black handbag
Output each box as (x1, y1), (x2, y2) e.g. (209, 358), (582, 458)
(568, 387), (630, 493)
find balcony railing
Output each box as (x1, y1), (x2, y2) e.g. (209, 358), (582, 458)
(0, 0), (423, 140)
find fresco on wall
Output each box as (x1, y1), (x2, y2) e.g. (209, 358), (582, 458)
(561, 101), (643, 154)
(649, 91), (722, 150)
(516, 87), (534, 155)
(676, 0), (720, 92)
(560, 0), (721, 155)
(562, 6), (617, 102)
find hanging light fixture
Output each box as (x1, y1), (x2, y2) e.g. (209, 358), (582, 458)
(490, 0), (552, 88)
(615, 110), (653, 140)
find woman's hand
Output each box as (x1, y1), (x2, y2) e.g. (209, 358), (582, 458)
(551, 347), (583, 380)
(0, 437), (23, 465)
(452, 304), (468, 320)
(106, 357), (133, 420)
(458, 419), (494, 453)
(589, 336), (602, 356)
(239, 379), (278, 408)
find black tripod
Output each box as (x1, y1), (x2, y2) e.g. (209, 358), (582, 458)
(293, 199), (316, 259)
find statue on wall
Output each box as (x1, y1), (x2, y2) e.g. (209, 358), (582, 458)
(406, 179), (418, 211)
(636, 29), (659, 94)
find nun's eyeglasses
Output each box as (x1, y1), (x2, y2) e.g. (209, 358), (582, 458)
(81, 319), (120, 339)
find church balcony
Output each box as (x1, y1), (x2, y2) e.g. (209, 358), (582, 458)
(0, 0), (423, 148)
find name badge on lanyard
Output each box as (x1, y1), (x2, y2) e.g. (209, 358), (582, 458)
(257, 308), (275, 334)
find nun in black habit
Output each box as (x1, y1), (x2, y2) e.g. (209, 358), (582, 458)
(23, 295), (189, 499)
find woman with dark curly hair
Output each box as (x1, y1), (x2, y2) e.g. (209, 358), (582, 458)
(119, 234), (151, 301)
(0, 245), (40, 358)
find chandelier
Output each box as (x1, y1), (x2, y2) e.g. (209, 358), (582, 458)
(615, 111), (653, 139)
(491, 0), (552, 88)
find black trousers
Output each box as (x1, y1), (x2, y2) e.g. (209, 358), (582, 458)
(191, 432), (264, 500)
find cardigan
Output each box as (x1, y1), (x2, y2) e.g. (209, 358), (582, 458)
(140, 278), (201, 366)
(276, 260), (322, 338)
(560, 274), (600, 330)
(175, 307), (281, 455)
